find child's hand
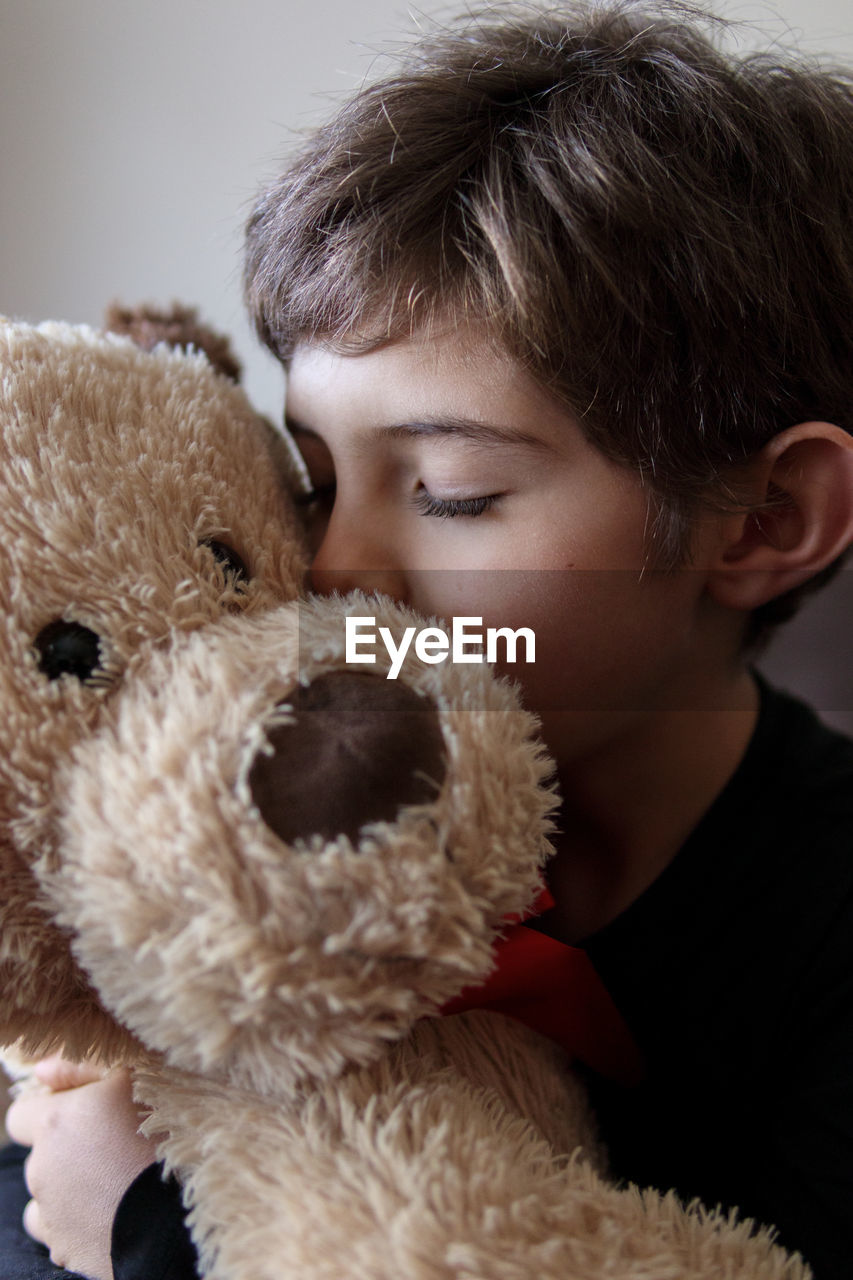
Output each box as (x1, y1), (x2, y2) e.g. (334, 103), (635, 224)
(4, 1055), (157, 1280)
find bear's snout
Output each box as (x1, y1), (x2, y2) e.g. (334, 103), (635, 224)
(248, 671), (447, 845)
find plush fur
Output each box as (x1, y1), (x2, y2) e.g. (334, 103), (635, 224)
(0, 316), (810, 1279)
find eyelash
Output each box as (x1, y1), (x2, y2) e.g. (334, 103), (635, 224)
(294, 483), (498, 520)
(412, 489), (498, 519)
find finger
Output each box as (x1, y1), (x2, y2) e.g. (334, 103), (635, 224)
(22, 1150), (38, 1198)
(33, 1056), (105, 1091)
(4, 1090), (42, 1146)
(22, 1197), (47, 1247)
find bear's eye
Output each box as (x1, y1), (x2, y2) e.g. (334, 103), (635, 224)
(34, 620), (103, 682)
(201, 539), (249, 586)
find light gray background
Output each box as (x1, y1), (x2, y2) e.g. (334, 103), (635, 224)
(0, 0), (851, 730)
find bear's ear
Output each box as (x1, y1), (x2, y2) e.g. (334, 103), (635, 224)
(103, 302), (242, 382)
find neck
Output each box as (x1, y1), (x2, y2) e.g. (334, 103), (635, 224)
(542, 665), (759, 943)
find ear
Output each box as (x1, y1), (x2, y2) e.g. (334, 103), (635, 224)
(708, 422), (853, 612)
(103, 302), (242, 382)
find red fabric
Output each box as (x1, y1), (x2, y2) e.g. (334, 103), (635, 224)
(441, 889), (643, 1086)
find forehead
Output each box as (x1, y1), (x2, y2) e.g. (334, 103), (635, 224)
(286, 324), (577, 451)
(0, 323), (304, 648)
(1, 325), (242, 483)
(0, 326), (272, 555)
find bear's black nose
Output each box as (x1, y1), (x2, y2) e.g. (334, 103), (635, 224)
(248, 671), (447, 845)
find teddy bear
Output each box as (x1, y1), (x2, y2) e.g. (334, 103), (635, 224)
(0, 313), (810, 1280)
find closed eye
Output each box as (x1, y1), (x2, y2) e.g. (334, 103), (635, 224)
(412, 488), (499, 519)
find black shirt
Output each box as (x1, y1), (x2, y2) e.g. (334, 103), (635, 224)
(583, 677), (853, 1279)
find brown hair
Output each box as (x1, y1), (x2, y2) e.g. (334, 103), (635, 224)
(245, 1), (853, 641)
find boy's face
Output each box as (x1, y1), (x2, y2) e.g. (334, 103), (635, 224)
(286, 324), (738, 768)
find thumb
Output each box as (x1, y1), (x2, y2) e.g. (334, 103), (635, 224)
(33, 1056), (106, 1091)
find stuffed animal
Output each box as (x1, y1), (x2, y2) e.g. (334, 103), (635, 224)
(0, 314), (809, 1280)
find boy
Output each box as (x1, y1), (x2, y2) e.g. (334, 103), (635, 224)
(6, 3), (853, 1277)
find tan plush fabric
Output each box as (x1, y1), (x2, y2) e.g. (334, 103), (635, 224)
(0, 318), (304, 1060)
(0, 319), (809, 1278)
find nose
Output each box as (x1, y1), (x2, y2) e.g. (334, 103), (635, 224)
(309, 508), (409, 603)
(248, 671), (447, 845)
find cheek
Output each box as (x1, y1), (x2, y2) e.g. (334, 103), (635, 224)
(471, 569), (700, 716)
(398, 552), (703, 746)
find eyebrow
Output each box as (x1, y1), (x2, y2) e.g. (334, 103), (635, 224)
(285, 414), (548, 450)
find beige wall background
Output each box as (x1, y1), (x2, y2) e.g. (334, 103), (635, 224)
(0, 0), (851, 725)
